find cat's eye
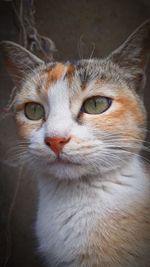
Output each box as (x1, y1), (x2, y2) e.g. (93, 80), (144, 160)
(24, 102), (45, 120)
(81, 96), (112, 115)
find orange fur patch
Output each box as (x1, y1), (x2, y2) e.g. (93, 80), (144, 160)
(67, 64), (75, 77)
(65, 64), (75, 86)
(116, 96), (145, 124)
(15, 118), (42, 139)
(80, 93), (146, 146)
(80, 196), (150, 267)
(15, 104), (25, 112)
(46, 63), (66, 88)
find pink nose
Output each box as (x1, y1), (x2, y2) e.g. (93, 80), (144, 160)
(45, 136), (71, 155)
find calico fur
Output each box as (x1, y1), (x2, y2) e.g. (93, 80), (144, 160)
(1, 20), (150, 266)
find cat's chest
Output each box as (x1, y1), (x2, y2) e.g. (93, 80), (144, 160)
(37, 179), (102, 240)
(36, 168), (149, 264)
(36, 180), (102, 264)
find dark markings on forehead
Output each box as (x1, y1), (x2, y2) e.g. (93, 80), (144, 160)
(64, 61), (89, 90)
(43, 60), (108, 91)
(76, 60), (105, 90)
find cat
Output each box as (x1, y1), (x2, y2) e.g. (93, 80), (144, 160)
(1, 20), (150, 267)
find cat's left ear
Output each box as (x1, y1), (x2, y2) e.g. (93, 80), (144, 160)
(108, 20), (150, 93)
(0, 41), (44, 87)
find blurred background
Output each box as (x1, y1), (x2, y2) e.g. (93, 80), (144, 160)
(0, 0), (150, 266)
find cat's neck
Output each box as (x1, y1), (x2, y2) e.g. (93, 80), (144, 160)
(36, 156), (150, 267)
(37, 156), (149, 211)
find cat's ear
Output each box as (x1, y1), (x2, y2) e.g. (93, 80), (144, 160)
(109, 20), (150, 92)
(0, 41), (44, 87)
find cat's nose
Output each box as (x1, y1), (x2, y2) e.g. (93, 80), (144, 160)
(45, 136), (71, 155)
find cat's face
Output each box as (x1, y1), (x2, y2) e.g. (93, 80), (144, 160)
(1, 20), (150, 179)
(13, 60), (146, 179)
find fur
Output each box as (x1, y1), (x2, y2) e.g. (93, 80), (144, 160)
(1, 20), (150, 266)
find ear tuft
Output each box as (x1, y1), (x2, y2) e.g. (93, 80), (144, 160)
(0, 41), (44, 87)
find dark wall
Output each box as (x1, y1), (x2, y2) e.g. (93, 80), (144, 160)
(0, 1), (150, 267)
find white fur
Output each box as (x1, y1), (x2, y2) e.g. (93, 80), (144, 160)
(15, 69), (148, 266)
(36, 156), (149, 266)
(3, 30), (150, 266)
(46, 79), (73, 138)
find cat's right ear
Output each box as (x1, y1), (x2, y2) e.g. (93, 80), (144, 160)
(0, 41), (44, 87)
(108, 20), (150, 93)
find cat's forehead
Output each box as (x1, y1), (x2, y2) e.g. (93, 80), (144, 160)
(41, 59), (125, 91)
(18, 58), (130, 104)
(45, 59), (119, 83)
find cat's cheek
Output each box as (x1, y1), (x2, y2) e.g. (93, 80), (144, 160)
(69, 121), (95, 142)
(80, 97), (145, 138)
(15, 117), (43, 140)
(29, 127), (47, 152)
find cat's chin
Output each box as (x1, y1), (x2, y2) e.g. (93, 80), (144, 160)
(41, 158), (121, 180)
(45, 160), (88, 180)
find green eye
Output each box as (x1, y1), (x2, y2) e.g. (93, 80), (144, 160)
(24, 103), (45, 120)
(81, 96), (112, 115)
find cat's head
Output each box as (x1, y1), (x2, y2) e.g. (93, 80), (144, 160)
(1, 20), (150, 180)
